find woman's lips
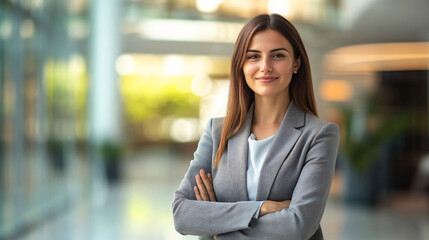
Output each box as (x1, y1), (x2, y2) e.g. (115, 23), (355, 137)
(256, 76), (278, 82)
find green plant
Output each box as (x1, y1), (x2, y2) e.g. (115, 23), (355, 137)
(340, 96), (411, 172)
(98, 141), (124, 161)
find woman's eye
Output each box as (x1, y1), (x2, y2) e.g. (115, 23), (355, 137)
(247, 55), (259, 60)
(273, 54), (285, 59)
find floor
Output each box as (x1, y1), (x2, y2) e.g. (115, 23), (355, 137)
(17, 146), (429, 240)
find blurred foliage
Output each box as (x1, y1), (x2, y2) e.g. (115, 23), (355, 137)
(97, 140), (124, 184)
(120, 75), (200, 122)
(45, 57), (88, 140)
(98, 140), (124, 160)
(45, 59), (70, 120)
(340, 95), (412, 173)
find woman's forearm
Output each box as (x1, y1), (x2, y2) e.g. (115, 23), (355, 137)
(173, 196), (261, 236)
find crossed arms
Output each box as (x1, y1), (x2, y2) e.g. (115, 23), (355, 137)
(194, 168), (291, 217)
(173, 118), (339, 239)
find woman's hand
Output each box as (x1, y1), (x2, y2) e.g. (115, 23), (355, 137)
(259, 200), (291, 217)
(194, 169), (217, 239)
(194, 169), (217, 202)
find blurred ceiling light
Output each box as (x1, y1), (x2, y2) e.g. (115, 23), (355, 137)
(116, 54), (135, 75)
(268, 0), (292, 16)
(320, 80), (353, 102)
(170, 118), (200, 142)
(196, 0), (224, 13)
(20, 19), (34, 39)
(325, 42), (429, 73)
(163, 55), (185, 76)
(0, 20), (12, 39)
(136, 19), (242, 43)
(191, 74), (213, 96)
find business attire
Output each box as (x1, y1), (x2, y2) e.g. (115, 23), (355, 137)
(173, 100), (340, 240)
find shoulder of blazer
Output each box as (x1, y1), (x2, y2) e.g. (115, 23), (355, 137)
(303, 112), (340, 136)
(211, 117), (224, 132)
(209, 117), (224, 147)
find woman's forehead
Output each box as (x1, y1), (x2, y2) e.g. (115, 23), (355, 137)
(247, 29), (293, 51)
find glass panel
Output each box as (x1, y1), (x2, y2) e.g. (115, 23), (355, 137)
(0, 0), (90, 238)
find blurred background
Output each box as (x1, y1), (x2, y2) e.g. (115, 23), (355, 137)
(1, 0), (429, 239)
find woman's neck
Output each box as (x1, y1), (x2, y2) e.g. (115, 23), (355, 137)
(253, 94), (290, 125)
(251, 93), (290, 140)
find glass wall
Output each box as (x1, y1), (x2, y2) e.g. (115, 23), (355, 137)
(0, 0), (90, 238)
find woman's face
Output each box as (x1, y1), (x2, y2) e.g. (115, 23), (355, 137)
(243, 29), (300, 99)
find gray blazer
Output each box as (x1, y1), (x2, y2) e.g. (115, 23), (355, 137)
(173, 100), (339, 240)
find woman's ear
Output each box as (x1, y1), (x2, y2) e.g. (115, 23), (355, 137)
(294, 55), (301, 72)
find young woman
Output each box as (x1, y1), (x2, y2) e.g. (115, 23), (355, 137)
(173, 13), (339, 240)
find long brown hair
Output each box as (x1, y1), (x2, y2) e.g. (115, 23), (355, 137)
(214, 14), (317, 168)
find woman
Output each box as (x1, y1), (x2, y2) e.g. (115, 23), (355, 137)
(173, 13), (339, 240)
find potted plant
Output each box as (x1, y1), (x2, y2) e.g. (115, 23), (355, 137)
(99, 141), (124, 185)
(339, 95), (411, 205)
(47, 139), (66, 173)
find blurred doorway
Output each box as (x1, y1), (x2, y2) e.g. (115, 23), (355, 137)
(378, 70), (429, 193)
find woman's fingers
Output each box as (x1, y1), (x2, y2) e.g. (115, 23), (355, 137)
(200, 169), (217, 201)
(195, 174), (210, 201)
(194, 169), (217, 202)
(194, 186), (202, 201)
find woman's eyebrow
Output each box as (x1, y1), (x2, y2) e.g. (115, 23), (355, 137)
(247, 48), (289, 53)
(270, 48), (289, 52)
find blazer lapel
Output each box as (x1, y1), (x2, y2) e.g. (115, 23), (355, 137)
(256, 100), (305, 201)
(227, 105), (254, 201)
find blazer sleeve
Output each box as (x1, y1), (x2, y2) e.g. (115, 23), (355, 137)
(172, 118), (261, 237)
(216, 122), (340, 240)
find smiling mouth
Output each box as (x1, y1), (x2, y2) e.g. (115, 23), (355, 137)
(256, 76), (278, 82)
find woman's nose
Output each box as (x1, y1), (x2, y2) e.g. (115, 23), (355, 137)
(260, 58), (272, 72)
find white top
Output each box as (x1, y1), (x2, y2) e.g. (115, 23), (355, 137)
(247, 133), (275, 201)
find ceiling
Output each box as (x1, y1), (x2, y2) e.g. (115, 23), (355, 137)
(335, 0), (429, 45)
(122, 0), (429, 56)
